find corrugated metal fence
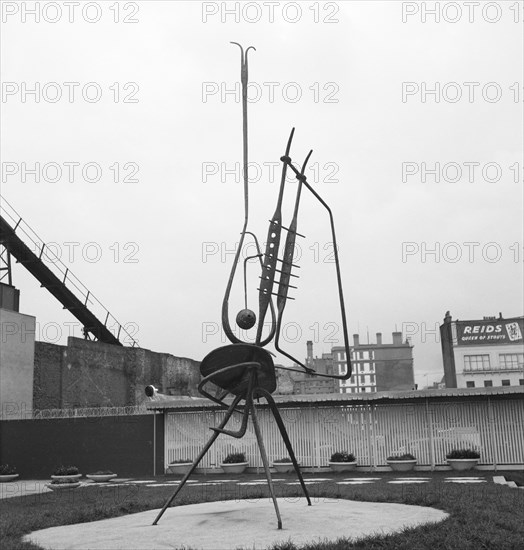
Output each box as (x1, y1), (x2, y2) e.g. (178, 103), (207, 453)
(164, 398), (524, 469)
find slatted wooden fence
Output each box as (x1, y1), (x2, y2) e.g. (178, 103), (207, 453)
(164, 397), (523, 470)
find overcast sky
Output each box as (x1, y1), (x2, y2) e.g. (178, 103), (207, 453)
(1, 1), (523, 388)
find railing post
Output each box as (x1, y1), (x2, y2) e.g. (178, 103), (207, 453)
(313, 404), (321, 469)
(368, 404), (376, 472)
(487, 397), (498, 472)
(425, 398), (435, 471)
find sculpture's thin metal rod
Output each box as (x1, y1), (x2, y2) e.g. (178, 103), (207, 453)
(249, 397), (283, 529)
(284, 159), (352, 380)
(273, 150), (312, 365)
(255, 127), (295, 344)
(243, 253), (262, 310)
(259, 388), (311, 505)
(152, 392), (244, 525)
(198, 362), (257, 413)
(212, 366), (256, 438)
(221, 43), (258, 345)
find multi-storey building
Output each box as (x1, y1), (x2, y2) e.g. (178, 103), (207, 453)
(440, 312), (524, 388)
(332, 332), (415, 394)
(285, 341), (338, 395)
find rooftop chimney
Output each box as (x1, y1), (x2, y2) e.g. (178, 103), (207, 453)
(376, 332), (382, 345)
(306, 340), (313, 366)
(353, 334), (360, 347)
(392, 332), (402, 345)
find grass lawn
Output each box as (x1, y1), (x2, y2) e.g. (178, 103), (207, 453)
(1, 471), (523, 550)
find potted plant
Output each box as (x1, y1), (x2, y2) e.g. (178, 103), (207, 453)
(386, 453), (417, 472)
(328, 452), (357, 472)
(46, 479), (81, 491)
(272, 457), (298, 473)
(86, 470), (117, 482)
(167, 459), (193, 475)
(0, 464), (19, 482)
(51, 465), (82, 481)
(446, 449), (480, 471)
(221, 452), (248, 474)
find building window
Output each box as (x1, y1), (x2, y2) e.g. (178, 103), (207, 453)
(484, 380), (493, 387)
(369, 374), (376, 385)
(499, 353), (524, 370)
(466, 381), (475, 388)
(464, 355), (490, 371)
(519, 379), (524, 386)
(501, 379), (511, 386)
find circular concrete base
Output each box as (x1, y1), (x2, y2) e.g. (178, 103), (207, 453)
(25, 498), (448, 550)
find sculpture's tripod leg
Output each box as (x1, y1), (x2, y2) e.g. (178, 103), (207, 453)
(212, 367), (256, 438)
(261, 389), (311, 505)
(152, 392), (244, 525)
(249, 397), (283, 529)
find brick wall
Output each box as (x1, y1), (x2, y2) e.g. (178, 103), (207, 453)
(33, 337), (201, 409)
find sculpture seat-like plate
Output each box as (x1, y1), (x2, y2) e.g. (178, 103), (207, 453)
(200, 344), (276, 395)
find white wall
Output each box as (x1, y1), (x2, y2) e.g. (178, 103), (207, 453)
(0, 308), (35, 419)
(454, 343), (524, 388)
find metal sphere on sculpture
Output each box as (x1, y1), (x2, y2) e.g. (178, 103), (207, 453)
(236, 308), (256, 329)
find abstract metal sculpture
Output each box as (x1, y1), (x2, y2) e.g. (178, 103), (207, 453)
(152, 43), (352, 529)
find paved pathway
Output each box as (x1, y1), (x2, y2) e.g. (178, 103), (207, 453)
(0, 474), (496, 500)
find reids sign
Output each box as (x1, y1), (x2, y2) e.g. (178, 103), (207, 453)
(456, 317), (524, 346)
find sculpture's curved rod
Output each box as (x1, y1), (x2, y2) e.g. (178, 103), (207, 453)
(274, 149), (312, 362)
(276, 157), (352, 381)
(221, 43), (256, 345)
(210, 365), (257, 438)
(244, 231), (276, 344)
(256, 387), (311, 505)
(152, 390), (245, 525)
(255, 127), (295, 344)
(198, 362), (258, 413)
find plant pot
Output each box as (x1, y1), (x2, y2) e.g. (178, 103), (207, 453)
(447, 458), (479, 471)
(0, 474), (19, 482)
(46, 482), (81, 491)
(86, 474), (117, 482)
(167, 462), (193, 475)
(220, 462), (248, 474)
(328, 461), (357, 472)
(272, 462), (298, 473)
(387, 459), (417, 472)
(51, 474), (82, 481)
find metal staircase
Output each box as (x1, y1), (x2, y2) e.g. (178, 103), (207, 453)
(0, 195), (137, 347)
